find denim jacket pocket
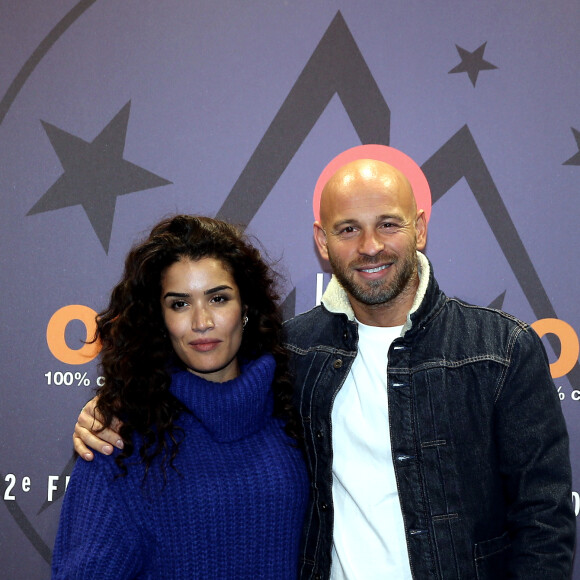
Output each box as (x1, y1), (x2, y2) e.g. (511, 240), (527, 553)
(474, 531), (512, 579)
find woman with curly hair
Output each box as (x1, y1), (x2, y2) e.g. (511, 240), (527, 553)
(52, 215), (309, 580)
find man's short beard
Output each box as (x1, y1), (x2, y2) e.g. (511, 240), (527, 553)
(328, 250), (417, 306)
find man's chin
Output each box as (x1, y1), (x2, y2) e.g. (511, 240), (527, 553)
(347, 282), (398, 306)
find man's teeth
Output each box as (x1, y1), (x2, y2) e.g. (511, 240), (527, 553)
(361, 265), (388, 273)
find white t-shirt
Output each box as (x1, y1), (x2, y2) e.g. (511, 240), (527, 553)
(330, 320), (412, 580)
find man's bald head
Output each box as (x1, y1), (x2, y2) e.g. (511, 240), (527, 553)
(319, 159), (417, 226)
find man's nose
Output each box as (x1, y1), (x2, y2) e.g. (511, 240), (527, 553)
(358, 229), (384, 256)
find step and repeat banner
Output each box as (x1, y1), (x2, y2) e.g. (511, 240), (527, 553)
(1, 1), (579, 577)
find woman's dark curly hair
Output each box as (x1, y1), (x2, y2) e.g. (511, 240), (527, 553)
(95, 215), (300, 476)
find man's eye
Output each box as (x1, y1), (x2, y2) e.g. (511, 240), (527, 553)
(338, 226), (357, 236)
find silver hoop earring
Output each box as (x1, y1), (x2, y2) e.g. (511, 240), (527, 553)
(242, 315), (249, 329)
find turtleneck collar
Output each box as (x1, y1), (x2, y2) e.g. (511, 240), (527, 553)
(170, 353), (276, 443)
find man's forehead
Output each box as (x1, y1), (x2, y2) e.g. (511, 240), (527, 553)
(324, 189), (409, 226)
(313, 145), (431, 223)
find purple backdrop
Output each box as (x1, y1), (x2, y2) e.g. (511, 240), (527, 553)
(1, 1), (579, 577)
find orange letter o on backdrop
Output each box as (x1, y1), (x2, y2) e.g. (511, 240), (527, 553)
(47, 305), (100, 365)
(531, 318), (580, 379)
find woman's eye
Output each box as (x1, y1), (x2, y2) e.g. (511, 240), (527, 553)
(171, 300), (188, 310)
(211, 295), (228, 304)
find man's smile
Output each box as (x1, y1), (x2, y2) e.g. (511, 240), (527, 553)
(359, 264), (390, 274)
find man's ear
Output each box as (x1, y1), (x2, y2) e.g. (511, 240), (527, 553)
(415, 210), (427, 251)
(313, 221), (329, 261)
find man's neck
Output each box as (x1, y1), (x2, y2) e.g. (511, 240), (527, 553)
(350, 275), (419, 327)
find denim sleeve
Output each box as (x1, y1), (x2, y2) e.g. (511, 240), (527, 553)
(494, 325), (576, 578)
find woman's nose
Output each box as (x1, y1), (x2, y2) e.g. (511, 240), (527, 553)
(191, 307), (214, 331)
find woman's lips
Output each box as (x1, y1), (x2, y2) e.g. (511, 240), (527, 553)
(189, 339), (221, 352)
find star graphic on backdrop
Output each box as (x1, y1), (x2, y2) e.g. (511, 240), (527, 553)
(27, 101), (172, 252)
(488, 291), (506, 310)
(448, 42), (498, 87)
(563, 127), (580, 166)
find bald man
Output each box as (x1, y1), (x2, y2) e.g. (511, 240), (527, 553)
(74, 158), (574, 579)
(283, 159), (574, 578)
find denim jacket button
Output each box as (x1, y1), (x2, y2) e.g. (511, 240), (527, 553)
(321, 503), (328, 510)
(316, 430), (324, 439)
(333, 359), (343, 369)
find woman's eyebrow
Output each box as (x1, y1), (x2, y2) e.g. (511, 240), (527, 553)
(204, 285), (233, 295)
(162, 285), (233, 300)
(162, 291), (189, 299)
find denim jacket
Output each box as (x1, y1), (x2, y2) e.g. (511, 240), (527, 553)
(283, 253), (575, 579)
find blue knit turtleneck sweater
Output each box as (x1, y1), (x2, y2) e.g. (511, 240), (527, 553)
(52, 355), (309, 579)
